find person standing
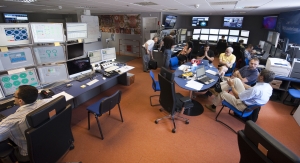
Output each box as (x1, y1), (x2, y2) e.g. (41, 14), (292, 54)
(142, 37), (158, 72)
(161, 31), (175, 69)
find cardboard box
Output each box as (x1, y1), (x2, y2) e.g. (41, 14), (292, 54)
(127, 73), (135, 86)
(270, 80), (282, 89)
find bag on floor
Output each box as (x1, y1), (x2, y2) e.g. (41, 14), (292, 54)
(148, 59), (157, 70)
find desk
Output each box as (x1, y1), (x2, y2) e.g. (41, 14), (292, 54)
(272, 75), (300, 102)
(174, 62), (219, 116)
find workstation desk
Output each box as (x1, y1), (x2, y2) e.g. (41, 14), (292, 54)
(272, 75), (300, 102)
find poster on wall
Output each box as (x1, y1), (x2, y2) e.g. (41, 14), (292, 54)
(99, 14), (141, 34)
(276, 10), (300, 44)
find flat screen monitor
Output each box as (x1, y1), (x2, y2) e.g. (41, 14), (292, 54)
(201, 28), (209, 34)
(192, 35), (199, 40)
(218, 36), (228, 40)
(262, 16), (278, 30)
(229, 30), (240, 36)
(270, 45), (276, 56)
(3, 13), (28, 23)
(267, 31), (273, 42)
(30, 23), (64, 43)
(274, 49), (282, 58)
(200, 35), (209, 41)
(101, 48), (116, 62)
(181, 29), (187, 35)
(193, 29), (201, 34)
(0, 23), (31, 46)
(160, 67), (174, 81)
(209, 35), (218, 41)
(227, 36), (239, 43)
(259, 40), (265, 49)
(210, 29), (219, 35)
(66, 57), (92, 79)
(33, 45), (66, 65)
(164, 15), (177, 29)
(219, 29), (229, 35)
(271, 32), (280, 48)
(88, 50), (102, 63)
(67, 43), (84, 60)
(263, 42), (271, 54)
(223, 17), (244, 28)
(240, 30), (250, 37)
(180, 35), (186, 41)
(0, 47), (35, 71)
(37, 64), (68, 84)
(239, 37), (248, 44)
(192, 17), (209, 27)
(0, 68), (40, 96)
(66, 23), (88, 41)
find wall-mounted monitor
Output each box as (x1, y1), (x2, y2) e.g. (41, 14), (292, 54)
(66, 23), (88, 41)
(209, 35), (218, 42)
(33, 45), (66, 65)
(200, 35), (209, 41)
(88, 50), (102, 63)
(239, 37), (248, 44)
(101, 48), (116, 62)
(66, 57), (92, 79)
(164, 15), (177, 29)
(3, 13), (28, 23)
(30, 23), (64, 43)
(67, 43), (84, 60)
(240, 30), (250, 37)
(227, 36), (239, 43)
(223, 17), (244, 28)
(181, 29), (187, 35)
(201, 28), (209, 34)
(0, 68), (40, 96)
(0, 47), (35, 71)
(210, 29), (219, 35)
(219, 29), (229, 35)
(192, 35), (199, 40)
(192, 17), (209, 27)
(193, 29), (201, 34)
(218, 36), (228, 40)
(229, 29), (240, 36)
(0, 23), (31, 46)
(262, 16), (278, 30)
(37, 64), (68, 84)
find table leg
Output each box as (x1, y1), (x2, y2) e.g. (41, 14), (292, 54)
(184, 90), (204, 116)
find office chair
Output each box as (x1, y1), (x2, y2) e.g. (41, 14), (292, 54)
(238, 121), (300, 163)
(215, 100), (263, 133)
(283, 89), (300, 115)
(224, 62), (236, 77)
(149, 70), (160, 106)
(87, 90), (124, 139)
(154, 73), (192, 133)
(25, 96), (75, 163)
(169, 56), (179, 70)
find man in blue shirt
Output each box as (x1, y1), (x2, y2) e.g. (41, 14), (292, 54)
(231, 58), (259, 84)
(205, 69), (275, 112)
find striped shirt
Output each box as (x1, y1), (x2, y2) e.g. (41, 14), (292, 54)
(0, 99), (52, 156)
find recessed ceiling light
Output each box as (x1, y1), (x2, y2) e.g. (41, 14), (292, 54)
(4, 0), (37, 3)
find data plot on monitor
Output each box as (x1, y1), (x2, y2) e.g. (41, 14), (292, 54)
(30, 23), (64, 43)
(34, 46), (66, 65)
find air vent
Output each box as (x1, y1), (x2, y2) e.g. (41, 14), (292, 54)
(133, 2), (158, 6)
(243, 6), (259, 9)
(210, 1), (237, 5)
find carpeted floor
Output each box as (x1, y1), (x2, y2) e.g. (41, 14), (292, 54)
(115, 55), (138, 63)
(60, 58), (300, 163)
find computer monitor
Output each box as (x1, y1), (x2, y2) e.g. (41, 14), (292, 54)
(0, 86), (4, 99)
(66, 57), (92, 79)
(192, 35), (199, 40)
(270, 45), (276, 57)
(219, 29), (229, 35)
(191, 17), (209, 27)
(259, 40), (265, 49)
(30, 23), (64, 43)
(263, 42), (272, 54)
(3, 13), (28, 23)
(218, 36), (228, 40)
(209, 29), (219, 35)
(88, 50), (102, 63)
(180, 35), (186, 42)
(229, 30), (240, 36)
(67, 43), (84, 60)
(160, 67), (174, 81)
(240, 30), (250, 37)
(201, 29), (209, 34)
(193, 29), (201, 34)
(200, 35), (209, 41)
(239, 37), (248, 44)
(274, 49), (282, 58)
(227, 36), (239, 43)
(271, 32), (280, 48)
(101, 48), (116, 62)
(267, 31), (273, 42)
(0, 23), (31, 46)
(66, 23), (88, 41)
(209, 35), (218, 42)
(33, 45), (66, 65)
(223, 17), (244, 28)
(0, 47), (35, 71)
(181, 29), (187, 35)
(37, 64), (68, 85)
(0, 68), (40, 96)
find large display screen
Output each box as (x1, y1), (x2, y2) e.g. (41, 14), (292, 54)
(192, 17), (209, 27)
(223, 17), (244, 28)
(3, 13), (28, 23)
(30, 23), (64, 43)
(0, 23), (31, 46)
(193, 29), (201, 34)
(239, 37), (248, 44)
(33, 45), (66, 65)
(240, 30), (250, 37)
(209, 29), (219, 35)
(192, 35), (199, 40)
(229, 30), (240, 36)
(200, 35), (209, 41)
(262, 16), (278, 30)
(67, 43), (84, 60)
(164, 15), (177, 29)
(227, 36), (239, 42)
(66, 23), (88, 41)
(37, 64), (68, 84)
(209, 35), (218, 41)
(219, 29), (229, 35)
(201, 28), (209, 34)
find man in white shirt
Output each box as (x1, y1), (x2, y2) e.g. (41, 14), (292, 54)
(142, 37), (158, 72)
(205, 69), (275, 112)
(0, 85), (52, 162)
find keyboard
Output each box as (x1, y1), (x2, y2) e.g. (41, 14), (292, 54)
(86, 79), (99, 86)
(105, 66), (119, 72)
(103, 70), (119, 78)
(196, 75), (214, 85)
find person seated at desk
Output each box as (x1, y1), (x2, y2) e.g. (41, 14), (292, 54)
(177, 42), (192, 65)
(218, 47), (236, 78)
(244, 44), (254, 60)
(0, 85), (52, 162)
(230, 58), (260, 84)
(195, 44), (215, 63)
(205, 69), (275, 112)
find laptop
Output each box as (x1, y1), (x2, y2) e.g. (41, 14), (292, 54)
(195, 66), (215, 85)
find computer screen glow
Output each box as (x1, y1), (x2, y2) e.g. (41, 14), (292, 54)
(30, 23), (64, 43)
(0, 23), (31, 46)
(66, 23), (88, 41)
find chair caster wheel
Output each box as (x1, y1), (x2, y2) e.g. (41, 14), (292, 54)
(155, 120), (158, 124)
(185, 120), (189, 124)
(172, 129), (176, 133)
(159, 108), (163, 112)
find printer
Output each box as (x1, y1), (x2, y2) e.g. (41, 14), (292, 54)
(289, 58), (300, 79)
(265, 58), (291, 77)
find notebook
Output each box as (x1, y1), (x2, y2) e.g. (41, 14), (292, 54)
(195, 66), (214, 85)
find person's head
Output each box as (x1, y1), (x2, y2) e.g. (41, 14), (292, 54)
(170, 31), (175, 36)
(248, 58), (259, 69)
(225, 47), (233, 56)
(221, 35), (225, 39)
(257, 69), (275, 83)
(152, 36), (158, 43)
(239, 40), (244, 45)
(14, 85), (38, 106)
(246, 44), (253, 51)
(204, 44), (210, 51)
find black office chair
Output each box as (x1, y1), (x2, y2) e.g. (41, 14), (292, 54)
(87, 90), (124, 139)
(237, 121), (300, 163)
(154, 74), (192, 133)
(25, 96), (75, 163)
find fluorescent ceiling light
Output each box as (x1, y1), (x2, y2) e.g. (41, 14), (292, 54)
(5, 0), (37, 3)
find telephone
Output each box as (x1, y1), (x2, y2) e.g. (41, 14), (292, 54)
(40, 90), (55, 99)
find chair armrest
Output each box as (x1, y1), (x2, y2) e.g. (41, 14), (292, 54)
(180, 96), (191, 103)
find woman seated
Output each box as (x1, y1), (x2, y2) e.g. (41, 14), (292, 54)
(177, 42), (192, 64)
(218, 47), (236, 77)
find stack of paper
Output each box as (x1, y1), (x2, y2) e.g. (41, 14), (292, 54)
(185, 80), (203, 91)
(52, 91), (73, 101)
(206, 69), (217, 75)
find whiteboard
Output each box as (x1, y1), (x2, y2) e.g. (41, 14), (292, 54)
(81, 15), (100, 43)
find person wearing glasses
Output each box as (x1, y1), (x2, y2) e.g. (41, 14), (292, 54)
(0, 85), (51, 162)
(218, 47), (236, 78)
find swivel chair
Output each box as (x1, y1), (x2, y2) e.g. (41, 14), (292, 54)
(149, 70), (160, 106)
(169, 56), (179, 70)
(283, 89), (300, 115)
(224, 62), (236, 77)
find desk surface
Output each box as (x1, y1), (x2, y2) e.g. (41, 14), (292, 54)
(275, 75), (300, 83)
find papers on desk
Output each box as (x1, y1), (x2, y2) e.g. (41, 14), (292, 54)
(185, 80), (203, 91)
(206, 69), (217, 75)
(52, 91), (73, 101)
(115, 66), (134, 73)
